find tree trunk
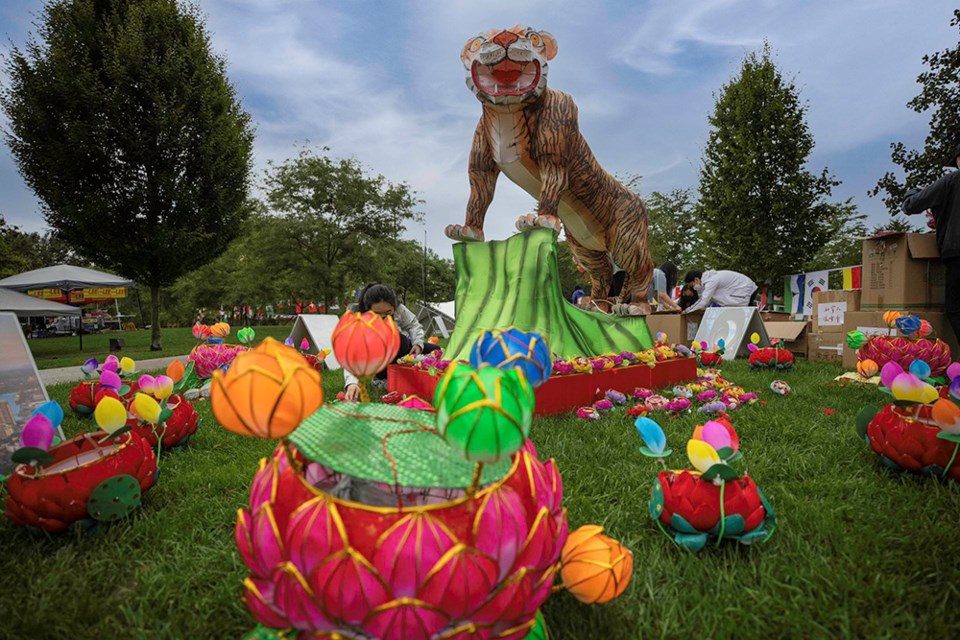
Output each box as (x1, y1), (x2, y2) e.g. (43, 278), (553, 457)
(150, 284), (162, 351)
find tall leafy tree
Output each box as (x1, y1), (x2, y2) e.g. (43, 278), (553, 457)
(872, 9), (960, 215)
(0, 214), (81, 278)
(264, 147), (422, 310)
(697, 44), (842, 283)
(2, 0), (254, 349)
(644, 188), (704, 270)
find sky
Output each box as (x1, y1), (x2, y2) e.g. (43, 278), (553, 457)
(0, 0), (957, 259)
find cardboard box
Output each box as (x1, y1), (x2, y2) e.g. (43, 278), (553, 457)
(646, 311), (702, 345)
(860, 233), (944, 309)
(761, 311), (793, 322)
(765, 321), (810, 358)
(812, 290), (861, 332)
(810, 331), (845, 364)
(840, 310), (960, 370)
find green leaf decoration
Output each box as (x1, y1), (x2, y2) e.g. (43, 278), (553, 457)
(718, 514), (746, 536)
(727, 451), (743, 463)
(118, 385), (131, 397)
(928, 375), (947, 386)
(639, 446), (672, 458)
(670, 513), (699, 534)
(104, 425), (132, 441)
(675, 532), (709, 552)
(11, 447), (54, 467)
(892, 400), (920, 408)
(242, 624), (292, 640)
(523, 611), (549, 640)
(738, 528), (769, 544)
(715, 446), (734, 459)
(936, 432), (960, 443)
(702, 463), (740, 481)
(855, 405), (879, 439)
(87, 474), (142, 522)
(648, 480), (665, 521)
(878, 386), (892, 395)
(158, 408), (174, 424)
(757, 486), (777, 523)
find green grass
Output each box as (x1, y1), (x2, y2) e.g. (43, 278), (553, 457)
(2, 361), (960, 639)
(27, 325), (295, 370)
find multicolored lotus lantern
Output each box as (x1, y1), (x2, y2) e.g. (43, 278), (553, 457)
(469, 327), (552, 388)
(211, 338), (323, 439)
(237, 326), (256, 346)
(854, 313), (952, 377)
(331, 311), (401, 401)
(637, 415), (776, 552)
(856, 362), (960, 480)
(68, 367), (141, 416)
(4, 399), (158, 534)
(124, 376), (200, 452)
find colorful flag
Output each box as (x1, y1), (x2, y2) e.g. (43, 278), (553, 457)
(842, 266), (862, 289)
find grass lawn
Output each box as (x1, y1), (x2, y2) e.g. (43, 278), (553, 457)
(2, 360), (959, 639)
(27, 325), (295, 370)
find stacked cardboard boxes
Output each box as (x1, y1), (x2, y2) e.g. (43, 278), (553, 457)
(645, 310), (704, 345)
(840, 232), (955, 369)
(809, 290), (861, 364)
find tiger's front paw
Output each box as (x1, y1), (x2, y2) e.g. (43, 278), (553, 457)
(445, 224), (485, 242)
(515, 213), (562, 234)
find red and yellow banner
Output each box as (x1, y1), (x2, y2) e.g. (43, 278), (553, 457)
(27, 288), (67, 301)
(68, 287), (128, 304)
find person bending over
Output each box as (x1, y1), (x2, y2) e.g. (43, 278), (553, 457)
(342, 284), (440, 401)
(901, 141), (960, 341)
(681, 269), (757, 314)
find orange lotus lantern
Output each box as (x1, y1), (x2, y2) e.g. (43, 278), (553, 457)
(331, 311), (401, 401)
(211, 338), (323, 438)
(857, 359), (879, 379)
(560, 524), (633, 604)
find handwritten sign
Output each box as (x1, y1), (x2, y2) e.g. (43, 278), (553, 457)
(816, 301), (847, 327)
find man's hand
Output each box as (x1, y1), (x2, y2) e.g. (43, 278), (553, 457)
(410, 344), (423, 356)
(344, 384), (360, 402)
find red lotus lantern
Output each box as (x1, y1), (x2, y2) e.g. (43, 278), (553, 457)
(129, 395), (200, 450)
(748, 347), (794, 370)
(5, 432), (158, 534)
(862, 404), (960, 481)
(331, 311), (401, 401)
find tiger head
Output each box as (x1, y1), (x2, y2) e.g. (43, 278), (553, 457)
(462, 26), (557, 107)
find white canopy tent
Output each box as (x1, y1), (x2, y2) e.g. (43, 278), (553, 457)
(0, 287), (82, 318)
(0, 264), (134, 350)
(0, 264), (134, 291)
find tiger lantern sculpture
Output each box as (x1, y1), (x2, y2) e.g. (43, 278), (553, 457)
(447, 25), (654, 315)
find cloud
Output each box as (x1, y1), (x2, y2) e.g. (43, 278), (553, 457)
(1, 0), (957, 250)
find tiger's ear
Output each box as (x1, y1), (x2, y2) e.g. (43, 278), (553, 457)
(539, 31), (558, 60)
(462, 36), (484, 69)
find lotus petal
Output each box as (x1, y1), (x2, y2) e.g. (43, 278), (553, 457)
(687, 439), (721, 474)
(362, 597), (450, 640)
(20, 413), (54, 450)
(418, 544), (499, 619)
(634, 417), (667, 454)
(235, 509), (258, 573)
(100, 369), (122, 391)
(909, 360), (931, 380)
(699, 421), (732, 451)
(948, 362), (960, 381)
(138, 375), (157, 395)
(310, 549), (390, 626)
(880, 361), (904, 389)
(932, 399), (960, 434)
(251, 504), (286, 576)
(119, 356), (135, 374)
(274, 564), (333, 632)
(154, 375), (174, 400)
(134, 393), (162, 424)
(372, 513), (456, 598)
(243, 577), (289, 629)
(94, 396), (129, 434)
(285, 498), (347, 577)
(890, 372), (938, 404)
(31, 400), (64, 429)
(81, 357), (99, 376)
(472, 487), (529, 580)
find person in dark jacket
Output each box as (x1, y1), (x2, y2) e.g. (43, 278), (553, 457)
(902, 141), (960, 340)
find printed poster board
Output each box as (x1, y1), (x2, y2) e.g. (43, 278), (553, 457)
(288, 314), (341, 370)
(0, 312), (63, 475)
(693, 307), (770, 360)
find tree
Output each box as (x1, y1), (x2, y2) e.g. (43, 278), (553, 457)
(2, 0), (254, 349)
(802, 200), (867, 272)
(264, 147), (422, 310)
(645, 188), (704, 270)
(869, 214), (922, 236)
(0, 213), (81, 278)
(697, 44), (844, 283)
(872, 9), (960, 215)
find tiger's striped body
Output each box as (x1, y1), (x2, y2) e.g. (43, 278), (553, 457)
(449, 26), (654, 314)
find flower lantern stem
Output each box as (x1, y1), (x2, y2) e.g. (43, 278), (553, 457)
(716, 480), (727, 545)
(467, 462), (485, 497)
(358, 379), (371, 403)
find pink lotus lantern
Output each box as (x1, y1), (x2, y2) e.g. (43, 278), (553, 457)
(189, 343), (248, 379)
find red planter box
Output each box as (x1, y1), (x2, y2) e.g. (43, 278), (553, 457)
(387, 357), (698, 416)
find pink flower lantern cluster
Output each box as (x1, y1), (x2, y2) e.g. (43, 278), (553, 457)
(189, 343), (248, 379)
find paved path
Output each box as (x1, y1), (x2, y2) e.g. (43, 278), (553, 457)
(40, 355), (187, 386)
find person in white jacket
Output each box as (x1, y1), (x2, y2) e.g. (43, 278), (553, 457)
(681, 269), (757, 314)
(342, 284), (440, 401)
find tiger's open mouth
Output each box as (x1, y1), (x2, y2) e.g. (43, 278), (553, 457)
(472, 59), (541, 96)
